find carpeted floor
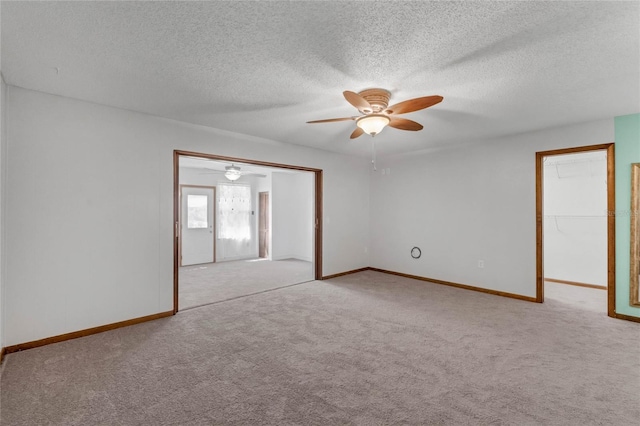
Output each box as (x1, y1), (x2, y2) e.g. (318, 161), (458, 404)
(179, 258), (313, 310)
(544, 280), (607, 314)
(1, 270), (638, 425)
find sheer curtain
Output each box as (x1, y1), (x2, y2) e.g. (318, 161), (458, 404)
(218, 184), (251, 240)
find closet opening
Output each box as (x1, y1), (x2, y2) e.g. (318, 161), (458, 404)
(536, 144), (615, 317)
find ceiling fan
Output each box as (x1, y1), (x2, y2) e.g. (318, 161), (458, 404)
(307, 89), (443, 138)
(200, 164), (266, 181)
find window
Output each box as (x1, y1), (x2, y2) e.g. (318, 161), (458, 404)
(187, 194), (208, 229)
(218, 184), (251, 240)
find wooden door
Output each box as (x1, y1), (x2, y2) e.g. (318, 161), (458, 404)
(259, 192), (269, 258)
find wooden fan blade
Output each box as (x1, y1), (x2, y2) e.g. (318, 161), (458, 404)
(343, 91), (372, 112)
(350, 127), (364, 139)
(386, 95), (443, 115)
(307, 117), (356, 124)
(388, 117), (423, 131)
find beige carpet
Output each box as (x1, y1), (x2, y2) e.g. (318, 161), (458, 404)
(179, 258), (313, 310)
(544, 280), (607, 313)
(1, 270), (638, 425)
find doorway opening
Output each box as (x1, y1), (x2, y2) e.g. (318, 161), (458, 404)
(173, 151), (323, 313)
(536, 143), (615, 317)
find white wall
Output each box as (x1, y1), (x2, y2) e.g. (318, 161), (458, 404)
(4, 86), (370, 346)
(271, 173), (292, 260)
(291, 173), (314, 261)
(0, 75), (6, 350)
(370, 119), (614, 298)
(271, 171), (313, 262)
(179, 166), (235, 187)
(543, 152), (607, 286)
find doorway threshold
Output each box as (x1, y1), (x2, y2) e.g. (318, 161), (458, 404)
(178, 279), (316, 312)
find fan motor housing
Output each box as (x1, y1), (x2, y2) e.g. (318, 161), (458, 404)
(358, 88), (391, 113)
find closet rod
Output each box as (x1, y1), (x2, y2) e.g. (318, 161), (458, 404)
(544, 215), (606, 218)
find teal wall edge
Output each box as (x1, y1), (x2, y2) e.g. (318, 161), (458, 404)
(614, 113), (640, 318)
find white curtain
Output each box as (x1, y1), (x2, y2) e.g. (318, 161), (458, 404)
(218, 184), (251, 240)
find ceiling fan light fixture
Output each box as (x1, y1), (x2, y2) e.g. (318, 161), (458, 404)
(224, 166), (242, 181)
(356, 114), (390, 137)
(307, 88), (442, 139)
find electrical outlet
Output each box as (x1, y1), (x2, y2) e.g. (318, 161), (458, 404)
(364, 246), (368, 254)
(477, 260), (485, 268)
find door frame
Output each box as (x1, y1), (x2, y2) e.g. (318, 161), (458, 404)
(535, 143), (615, 317)
(258, 191), (269, 259)
(173, 150), (323, 314)
(179, 184), (216, 267)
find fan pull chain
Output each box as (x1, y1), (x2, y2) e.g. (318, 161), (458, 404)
(371, 139), (377, 171)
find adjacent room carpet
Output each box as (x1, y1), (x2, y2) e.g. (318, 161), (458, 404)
(179, 258), (313, 310)
(1, 270), (638, 425)
(544, 280), (607, 314)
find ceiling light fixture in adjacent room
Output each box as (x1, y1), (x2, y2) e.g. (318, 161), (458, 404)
(224, 165), (242, 181)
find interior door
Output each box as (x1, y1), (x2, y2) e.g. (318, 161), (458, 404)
(181, 186), (215, 266)
(259, 191), (269, 258)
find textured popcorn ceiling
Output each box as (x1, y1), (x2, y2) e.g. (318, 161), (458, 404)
(2, 1), (639, 158)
